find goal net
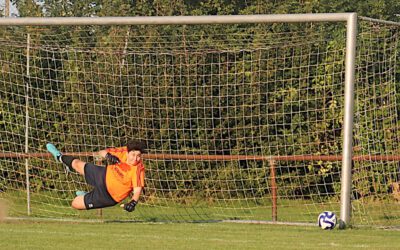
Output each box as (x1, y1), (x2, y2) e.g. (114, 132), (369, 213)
(0, 17), (399, 226)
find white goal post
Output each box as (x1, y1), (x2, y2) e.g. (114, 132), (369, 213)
(2, 13), (398, 228)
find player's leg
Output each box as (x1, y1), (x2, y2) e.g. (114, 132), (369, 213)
(71, 195), (86, 210)
(70, 159), (86, 175)
(78, 165), (118, 210)
(46, 143), (85, 175)
(72, 188), (117, 210)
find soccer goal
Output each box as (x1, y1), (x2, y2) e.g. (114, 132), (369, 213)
(0, 14), (399, 227)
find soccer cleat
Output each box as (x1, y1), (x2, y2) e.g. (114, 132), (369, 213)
(46, 143), (62, 162)
(46, 143), (72, 173)
(75, 190), (88, 196)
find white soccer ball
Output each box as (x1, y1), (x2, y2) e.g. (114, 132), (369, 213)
(318, 211), (337, 230)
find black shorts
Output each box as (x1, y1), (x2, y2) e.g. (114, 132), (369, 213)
(83, 163), (117, 210)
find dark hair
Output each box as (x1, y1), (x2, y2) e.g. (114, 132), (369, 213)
(127, 140), (146, 153)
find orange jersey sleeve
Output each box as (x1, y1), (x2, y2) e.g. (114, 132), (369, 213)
(106, 146), (128, 163)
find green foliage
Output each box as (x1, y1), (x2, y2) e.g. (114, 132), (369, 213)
(1, 1), (400, 208)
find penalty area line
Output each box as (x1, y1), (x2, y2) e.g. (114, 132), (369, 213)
(222, 219), (316, 227)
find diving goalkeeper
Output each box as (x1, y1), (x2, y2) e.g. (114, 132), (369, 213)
(46, 140), (146, 212)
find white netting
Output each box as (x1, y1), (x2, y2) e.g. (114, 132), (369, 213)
(0, 19), (399, 226)
(352, 18), (400, 226)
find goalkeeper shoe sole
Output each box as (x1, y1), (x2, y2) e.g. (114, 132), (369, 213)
(46, 143), (72, 173)
(46, 143), (62, 162)
(75, 191), (88, 196)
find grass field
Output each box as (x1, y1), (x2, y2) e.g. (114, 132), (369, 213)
(2, 191), (400, 226)
(0, 219), (400, 250)
(1, 191), (341, 222)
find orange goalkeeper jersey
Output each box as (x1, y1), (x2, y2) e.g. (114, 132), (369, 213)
(105, 147), (145, 202)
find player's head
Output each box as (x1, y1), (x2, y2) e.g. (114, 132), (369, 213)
(126, 140), (146, 165)
(127, 140), (146, 154)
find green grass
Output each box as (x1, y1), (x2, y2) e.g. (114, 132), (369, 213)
(0, 191), (340, 222)
(0, 220), (400, 249)
(2, 191), (400, 226)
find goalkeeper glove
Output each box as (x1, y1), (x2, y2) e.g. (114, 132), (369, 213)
(105, 153), (120, 164)
(123, 200), (137, 212)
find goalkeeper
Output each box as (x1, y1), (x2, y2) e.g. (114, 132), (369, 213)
(46, 140), (146, 212)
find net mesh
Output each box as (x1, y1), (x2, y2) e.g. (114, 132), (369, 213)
(352, 18), (400, 225)
(0, 18), (399, 225)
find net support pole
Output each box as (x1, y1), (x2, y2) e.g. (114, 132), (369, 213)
(269, 160), (277, 222)
(340, 13), (357, 229)
(5, 0), (10, 17)
(25, 33), (31, 216)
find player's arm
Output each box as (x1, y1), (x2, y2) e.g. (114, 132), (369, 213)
(131, 187), (142, 202)
(98, 149), (108, 158)
(98, 149), (120, 164)
(121, 187), (142, 212)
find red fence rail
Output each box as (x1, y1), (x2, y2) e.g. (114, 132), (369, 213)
(2, 152), (400, 161)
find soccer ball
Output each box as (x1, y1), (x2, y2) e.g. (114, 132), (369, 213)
(318, 211), (337, 230)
